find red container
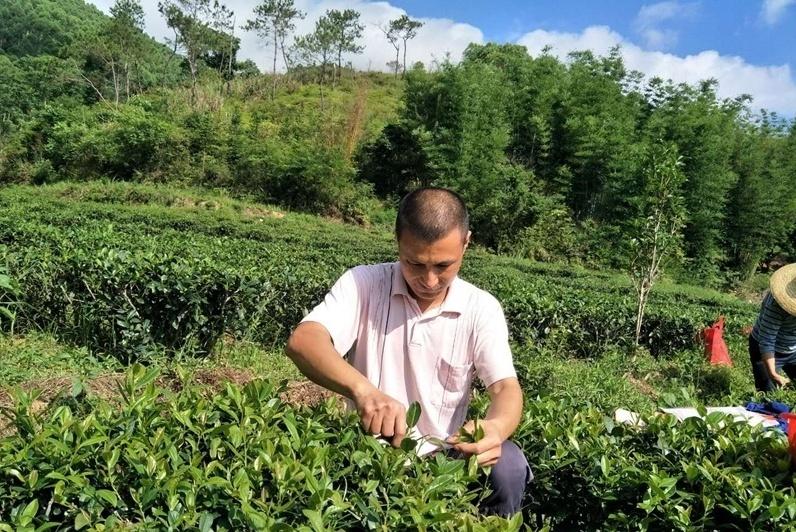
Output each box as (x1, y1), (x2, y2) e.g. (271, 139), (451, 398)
(702, 316), (732, 366)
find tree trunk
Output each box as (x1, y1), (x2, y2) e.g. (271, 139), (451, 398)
(634, 283), (648, 347)
(272, 30), (278, 101)
(189, 56), (198, 107)
(124, 62), (130, 100)
(394, 46), (400, 77)
(336, 47), (343, 86)
(163, 29), (179, 88)
(280, 35), (291, 71)
(402, 39), (407, 76)
(111, 59), (119, 106)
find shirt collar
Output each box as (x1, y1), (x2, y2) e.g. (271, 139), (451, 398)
(391, 262), (467, 315)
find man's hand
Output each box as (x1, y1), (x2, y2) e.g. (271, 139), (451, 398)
(353, 385), (407, 448)
(771, 372), (790, 388)
(447, 419), (503, 466)
(763, 356), (788, 388)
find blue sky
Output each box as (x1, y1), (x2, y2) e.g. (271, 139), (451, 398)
(389, 1), (795, 68)
(91, 0), (796, 115)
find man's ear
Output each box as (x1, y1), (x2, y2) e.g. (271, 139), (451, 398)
(464, 231), (472, 249)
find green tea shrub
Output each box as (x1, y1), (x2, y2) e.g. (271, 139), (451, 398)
(0, 366), (507, 530)
(518, 398), (796, 530)
(0, 183), (758, 362)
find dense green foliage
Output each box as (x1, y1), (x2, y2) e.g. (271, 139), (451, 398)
(358, 45), (796, 284)
(3, 3), (796, 528)
(0, 183), (756, 362)
(1, 2), (793, 286)
(1, 182), (795, 530)
(0, 366), (509, 530)
(0, 0), (183, 133)
(2, 367), (795, 530)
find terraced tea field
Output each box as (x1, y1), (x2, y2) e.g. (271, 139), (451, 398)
(1, 182), (793, 530)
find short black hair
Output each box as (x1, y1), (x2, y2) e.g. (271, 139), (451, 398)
(395, 187), (469, 242)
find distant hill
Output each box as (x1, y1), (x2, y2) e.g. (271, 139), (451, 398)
(0, 0), (106, 58)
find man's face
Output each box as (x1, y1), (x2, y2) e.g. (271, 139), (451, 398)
(398, 228), (470, 307)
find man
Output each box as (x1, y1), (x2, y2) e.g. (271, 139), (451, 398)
(749, 263), (796, 391)
(286, 187), (531, 516)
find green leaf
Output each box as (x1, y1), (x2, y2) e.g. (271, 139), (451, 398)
(198, 512), (215, 532)
(0, 273), (13, 290)
(599, 455), (609, 477)
(400, 437), (417, 452)
(74, 512), (91, 530)
(474, 422), (484, 442)
(405, 401), (421, 428)
(96, 489), (118, 507)
(19, 499), (38, 526)
(302, 509), (324, 531)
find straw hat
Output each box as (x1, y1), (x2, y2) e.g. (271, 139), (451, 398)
(770, 263), (796, 316)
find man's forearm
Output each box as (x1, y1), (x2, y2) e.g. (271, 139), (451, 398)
(286, 322), (374, 401)
(763, 353), (778, 377)
(485, 378), (523, 441)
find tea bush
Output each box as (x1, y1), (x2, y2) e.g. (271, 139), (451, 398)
(2, 366), (794, 530)
(0, 183), (758, 362)
(0, 366), (513, 530)
(516, 398), (796, 530)
(0, 182), (791, 531)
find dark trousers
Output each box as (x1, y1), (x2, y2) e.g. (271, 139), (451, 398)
(749, 335), (796, 392)
(482, 440), (533, 517)
(447, 440), (533, 517)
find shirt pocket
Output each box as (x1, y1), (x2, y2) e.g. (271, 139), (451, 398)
(432, 357), (472, 409)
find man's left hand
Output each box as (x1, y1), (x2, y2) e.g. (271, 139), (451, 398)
(446, 419), (503, 466)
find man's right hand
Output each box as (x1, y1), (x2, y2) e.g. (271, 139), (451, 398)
(353, 385), (407, 448)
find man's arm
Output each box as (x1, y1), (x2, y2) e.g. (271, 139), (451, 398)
(757, 294), (788, 386)
(286, 321), (408, 446)
(763, 354), (789, 387)
(448, 377), (523, 466)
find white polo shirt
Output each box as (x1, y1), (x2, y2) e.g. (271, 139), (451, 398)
(301, 262), (517, 454)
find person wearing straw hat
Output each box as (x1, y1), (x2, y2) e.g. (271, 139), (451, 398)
(749, 263), (796, 391)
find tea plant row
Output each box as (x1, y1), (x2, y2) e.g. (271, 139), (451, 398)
(1, 366), (794, 530)
(0, 184), (757, 362)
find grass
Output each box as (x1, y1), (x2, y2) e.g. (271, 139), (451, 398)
(210, 338), (302, 383)
(0, 333), (118, 387)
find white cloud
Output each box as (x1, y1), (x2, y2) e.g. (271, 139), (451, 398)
(517, 25), (796, 116)
(87, 2), (796, 115)
(632, 1), (698, 50)
(761, 0), (795, 25)
(88, 0), (483, 73)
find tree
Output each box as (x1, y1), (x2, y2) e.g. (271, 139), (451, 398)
(357, 123), (431, 198)
(209, 1), (236, 93)
(726, 117), (796, 278)
(293, 13), (336, 102)
(380, 23), (400, 77)
(325, 9), (364, 84)
(628, 143), (687, 347)
(385, 60), (401, 75)
(244, 0), (304, 100)
(84, 0), (146, 104)
(640, 79), (739, 285)
(388, 15), (423, 76)
(158, 0), (232, 106)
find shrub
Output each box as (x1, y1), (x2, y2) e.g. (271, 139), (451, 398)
(0, 367), (506, 530)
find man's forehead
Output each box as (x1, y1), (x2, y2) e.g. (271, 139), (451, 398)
(398, 228), (467, 248)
